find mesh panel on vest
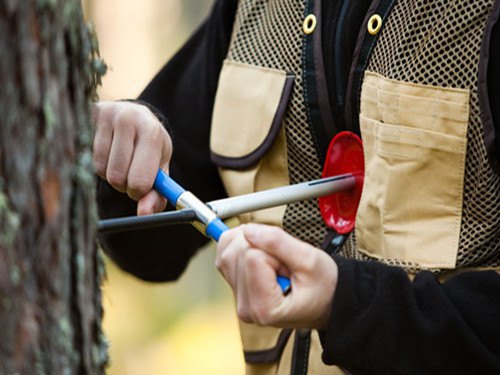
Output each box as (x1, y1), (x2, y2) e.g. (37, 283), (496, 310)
(341, 0), (500, 270)
(227, 0), (326, 247)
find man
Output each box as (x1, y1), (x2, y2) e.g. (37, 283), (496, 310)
(95, 0), (500, 373)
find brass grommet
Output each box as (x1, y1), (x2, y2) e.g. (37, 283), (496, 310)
(303, 14), (317, 35)
(367, 14), (383, 35)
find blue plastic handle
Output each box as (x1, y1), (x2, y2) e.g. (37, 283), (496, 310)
(205, 218), (229, 242)
(153, 169), (291, 294)
(154, 169), (185, 206)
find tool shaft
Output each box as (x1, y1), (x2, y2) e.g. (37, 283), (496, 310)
(98, 209), (197, 234)
(209, 173), (356, 218)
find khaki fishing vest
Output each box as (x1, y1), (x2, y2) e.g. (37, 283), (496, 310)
(209, 0), (500, 373)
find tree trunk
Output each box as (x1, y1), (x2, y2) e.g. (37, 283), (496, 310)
(0, 0), (107, 373)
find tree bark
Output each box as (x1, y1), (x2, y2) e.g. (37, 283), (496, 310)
(0, 0), (107, 373)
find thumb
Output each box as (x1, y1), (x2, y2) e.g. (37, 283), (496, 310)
(243, 224), (314, 272)
(137, 188), (167, 216)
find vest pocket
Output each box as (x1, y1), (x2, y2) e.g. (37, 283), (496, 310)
(210, 60), (294, 169)
(355, 71), (470, 269)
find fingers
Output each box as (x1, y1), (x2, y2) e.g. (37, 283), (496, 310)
(243, 224), (315, 272)
(106, 117), (135, 193)
(92, 103), (113, 179)
(92, 101), (173, 213)
(127, 121), (170, 201)
(216, 226), (288, 325)
(216, 227), (247, 289)
(235, 248), (252, 323)
(218, 224), (339, 329)
(242, 249), (286, 325)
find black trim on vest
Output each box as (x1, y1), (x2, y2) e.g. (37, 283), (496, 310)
(291, 329), (311, 375)
(313, 0), (336, 150)
(303, 0), (336, 161)
(243, 328), (293, 364)
(478, 0), (500, 175)
(344, 0), (398, 135)
(210, 74), (295, 170)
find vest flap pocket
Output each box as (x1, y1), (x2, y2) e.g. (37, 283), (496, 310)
(210, 60), (294, 169)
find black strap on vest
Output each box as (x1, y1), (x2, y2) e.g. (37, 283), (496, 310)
(291, 329), (311, 375)
(322, 229), (349, 256)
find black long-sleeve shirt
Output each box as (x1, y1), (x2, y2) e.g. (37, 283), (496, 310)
(97, 0), (500, 372)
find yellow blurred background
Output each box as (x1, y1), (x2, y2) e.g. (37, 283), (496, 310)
(83, 1), (245, 374)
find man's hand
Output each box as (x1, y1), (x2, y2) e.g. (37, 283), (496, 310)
(216, 223), (338, 329)
(92, 101), (172, 215)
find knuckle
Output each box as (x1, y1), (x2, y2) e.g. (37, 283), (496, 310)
(214, 257), (223, 273)
(112, 110), (137, 133)
(216, 264), (228, 281)
(131, 106), (158, 129)
(237, 305), (252, 324)
(143, 121), (167, 147)
(244, 249), (263, 269)
(92, 102), (107, 125)
(301, 251), (317, 273)
(215, 249), (229, 272)
(127, 176), (151, 198)
(106, 170), (127, 190)
(93, 159), (106, 177)
(218, 250), (233, 269)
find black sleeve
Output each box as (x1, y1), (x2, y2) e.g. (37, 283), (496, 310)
(96, 0), (238, 282)
(320, 257), (500, 374)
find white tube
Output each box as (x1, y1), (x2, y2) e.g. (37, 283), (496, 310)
(208, 173), (356, 219)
